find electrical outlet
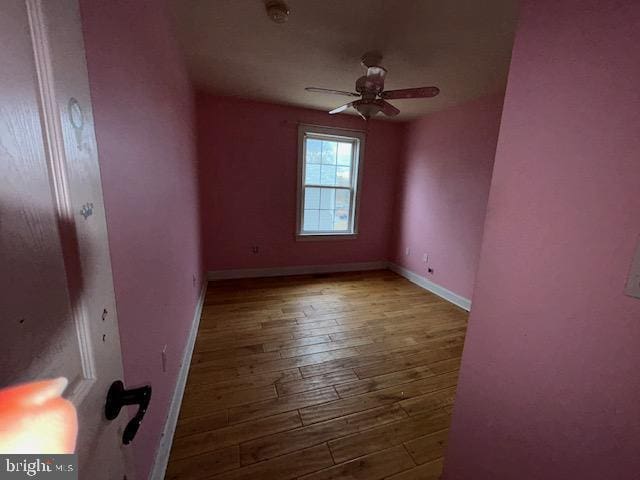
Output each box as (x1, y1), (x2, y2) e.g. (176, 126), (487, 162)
(422, 253), (429, 264)
(625, 238), (640, 299)
(161, 345), (167, 373)
(405, 247), (410, 257)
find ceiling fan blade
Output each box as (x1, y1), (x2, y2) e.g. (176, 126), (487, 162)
(306, 87), (360, 97)
(378, 100), (400, 116)
(329, 102), (354, 115)
(381, 86), (440, 100)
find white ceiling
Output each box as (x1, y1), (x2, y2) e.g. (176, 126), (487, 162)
(170, 0), (518, 120)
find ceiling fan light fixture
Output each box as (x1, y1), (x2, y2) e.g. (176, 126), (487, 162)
(265, 1), (290, 24)
(355, 102), (382, 120)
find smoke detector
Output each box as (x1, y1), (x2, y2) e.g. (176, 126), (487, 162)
(266, 1), (290, 24)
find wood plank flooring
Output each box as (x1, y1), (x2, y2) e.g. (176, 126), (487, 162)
(165, 270), (468, 480)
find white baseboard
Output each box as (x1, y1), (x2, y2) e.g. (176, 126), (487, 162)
(206, 261), (470, 310)
(149, 279), (207, 480)
(388, 262), (472, 311)
(207, 261), (388, 281)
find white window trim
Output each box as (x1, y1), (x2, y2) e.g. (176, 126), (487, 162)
(296, 124), (365, 241)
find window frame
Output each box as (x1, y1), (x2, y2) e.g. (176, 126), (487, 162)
(296, 124), (365, 241)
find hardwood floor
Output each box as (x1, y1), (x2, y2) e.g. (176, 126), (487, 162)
(165, 270), (468, 480)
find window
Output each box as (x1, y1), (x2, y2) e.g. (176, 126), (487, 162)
(297, 125), (365, 239)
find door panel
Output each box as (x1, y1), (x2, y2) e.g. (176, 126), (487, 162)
(1, 0), (132, 477)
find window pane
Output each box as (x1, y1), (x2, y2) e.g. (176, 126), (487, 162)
(335, 189), (350, 209)
(300, 131), (360, 235)
(320, 188), (335, 209)
(306, 139), (322, 164)
(320, 164), (337, 185)
(334, 208), (350, 230)
(305, 164), (321, 184)
(304, 187), (320, 209)
(336, 166), (351, 187)
(321, 141), (337, 165)
(303, 209), (319, 231)
(318, 210), (334, 230)
(337, 142), (352, 166)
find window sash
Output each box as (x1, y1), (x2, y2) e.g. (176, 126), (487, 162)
(302, 135), (357, 187)
(301, 187), (355, 234)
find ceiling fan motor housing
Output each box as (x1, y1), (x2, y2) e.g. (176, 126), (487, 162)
(356, 76), (382, 96)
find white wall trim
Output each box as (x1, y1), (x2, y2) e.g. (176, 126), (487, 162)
(149, 279), (207, 480)
(388, 262), (472, 311)
(207, 261), (388, 281)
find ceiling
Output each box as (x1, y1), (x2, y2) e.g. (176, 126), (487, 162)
(170, 0), (518, 120)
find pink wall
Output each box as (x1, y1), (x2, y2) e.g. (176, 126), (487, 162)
(80, 1), (202, 478)
(390, 94), (504, 300)
(197, 93), (404, 271)
(444, 1), (640, 479)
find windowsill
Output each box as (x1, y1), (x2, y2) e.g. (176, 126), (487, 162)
(296, 233), (359, 242)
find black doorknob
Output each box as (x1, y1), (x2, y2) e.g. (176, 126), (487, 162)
(105, 380), (151, 445)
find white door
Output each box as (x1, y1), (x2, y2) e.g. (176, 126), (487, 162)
(1, 0), (134, 478)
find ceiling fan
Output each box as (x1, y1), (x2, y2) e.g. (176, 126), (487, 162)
(305, 51), (439, 120)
